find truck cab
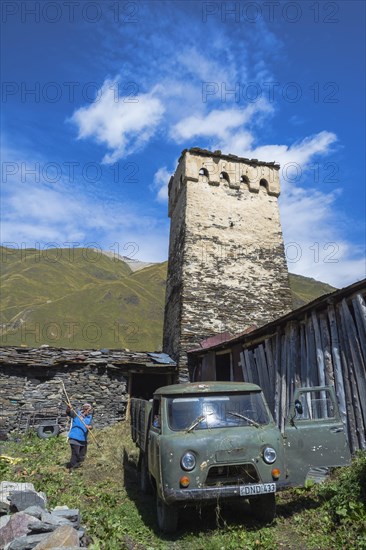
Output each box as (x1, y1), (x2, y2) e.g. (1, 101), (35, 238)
(131, 382), (351, 533)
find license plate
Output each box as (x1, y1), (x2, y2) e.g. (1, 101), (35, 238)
(240, 483), (276, 497)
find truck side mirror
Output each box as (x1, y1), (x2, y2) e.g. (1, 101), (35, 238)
(295, 400), (303, 415)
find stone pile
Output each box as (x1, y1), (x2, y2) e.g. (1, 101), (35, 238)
(0, 482), (87, 549)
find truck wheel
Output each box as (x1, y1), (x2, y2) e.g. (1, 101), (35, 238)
(156, 495), (178, 533)
(249, 493), (276, 524)
(139, 452), (153, 495)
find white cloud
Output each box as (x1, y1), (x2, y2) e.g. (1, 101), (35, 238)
(249, 131), (338, 174)
(280, 185), (365, 288)
(1, 185), (169, 263)
(171, 101), (272, 144)
(0, 147), (169, 263)
(151, 167), (172, 203)
(177, 48), (237, 84)
(70, 79), (165, 163)
(211, 130), (254, 156)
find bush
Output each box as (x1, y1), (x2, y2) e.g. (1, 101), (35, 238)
(316, 451), (366, 548)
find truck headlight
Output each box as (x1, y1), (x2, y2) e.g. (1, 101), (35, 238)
(181, 452), (196, 471)
(263, 447), (277, 464)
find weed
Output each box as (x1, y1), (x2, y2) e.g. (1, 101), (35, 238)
(1, 424), (365, 549)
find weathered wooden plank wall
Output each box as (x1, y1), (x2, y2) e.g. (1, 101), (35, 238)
(239, 290), (366, 453)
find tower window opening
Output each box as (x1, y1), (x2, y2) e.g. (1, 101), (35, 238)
(259, 178), (269, 192)
(199, 168), (209, 178)
(220, 171), (230, 183)
(240, 175), (249, 185)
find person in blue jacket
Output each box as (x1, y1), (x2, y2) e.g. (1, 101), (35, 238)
(66, 403), (93, 470)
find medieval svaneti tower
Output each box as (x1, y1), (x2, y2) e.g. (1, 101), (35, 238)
(163, 147), (293, 381)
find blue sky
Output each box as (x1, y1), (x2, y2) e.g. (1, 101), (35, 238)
(1, 0), (365, 287)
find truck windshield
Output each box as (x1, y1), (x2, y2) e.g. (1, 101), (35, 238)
(167, 392), (270, 431)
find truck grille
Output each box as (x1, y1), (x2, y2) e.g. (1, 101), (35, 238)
(205, 464), (259, 486)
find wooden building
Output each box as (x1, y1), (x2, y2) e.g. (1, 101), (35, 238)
(188, 279), (366, 453)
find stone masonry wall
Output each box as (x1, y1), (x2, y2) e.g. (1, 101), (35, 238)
(0, 363), (127, 437)
(163, 149), (293, 380)
(163, 177), (188, 381)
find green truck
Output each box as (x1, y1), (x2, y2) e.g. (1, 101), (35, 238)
(130, 382), (351, 533)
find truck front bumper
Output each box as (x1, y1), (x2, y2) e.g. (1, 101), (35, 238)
(163, 482), (277, 504)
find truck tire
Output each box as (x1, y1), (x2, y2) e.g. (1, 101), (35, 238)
(36, 424), (60, 439)
(139, 452), (153, 494)
(249, 493), (276, 524)
(156, 495), (178, 533)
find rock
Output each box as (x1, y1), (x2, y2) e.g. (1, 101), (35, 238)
(37, 494), (47, 509)
(49, 509), (80, 528)
(9, 492), (46, 512)
(0, 512), (43, 548)
(0, 501), (10, 515)
(28, 392), (43, 399)
(0, 483), (36, 505)
(22, 506), (44, 520)
(27, 521), (58, 534)
(0, 515), (11, 529)
(39, 511), (70, 527)
(32, 525), (80, 549)
(76, 528), (85, 540)
(5, 533), (48, 550)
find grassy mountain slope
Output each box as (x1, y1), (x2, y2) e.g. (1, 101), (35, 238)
(0, 247), (335, 349)
(0, 247), (165, 350)
(289, 273), (336, 309)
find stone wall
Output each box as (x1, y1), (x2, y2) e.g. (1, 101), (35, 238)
(0, 363), (127, 437)
(163, 148), (293, 380)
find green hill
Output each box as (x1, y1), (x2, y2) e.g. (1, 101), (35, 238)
(0, 247), (336, 350)
(289, 273), (337, 309)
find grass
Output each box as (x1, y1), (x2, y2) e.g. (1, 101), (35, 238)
(0, 247), (166, 350)
(1, 422), (365, 549)
(1, 246), (336, 349)
(289, 273), (336, 309)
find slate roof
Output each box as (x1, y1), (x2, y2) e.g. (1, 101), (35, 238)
(0, 346), (176, 369)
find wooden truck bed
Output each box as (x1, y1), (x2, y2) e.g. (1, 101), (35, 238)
(130, 398), (152, 452)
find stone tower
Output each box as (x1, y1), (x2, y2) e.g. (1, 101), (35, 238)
(163, 147), (292, 381)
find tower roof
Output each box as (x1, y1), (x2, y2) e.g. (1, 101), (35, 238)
(179, 147), (280, 170)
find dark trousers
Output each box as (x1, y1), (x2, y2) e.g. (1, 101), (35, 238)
(69, 443), (87, 468)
